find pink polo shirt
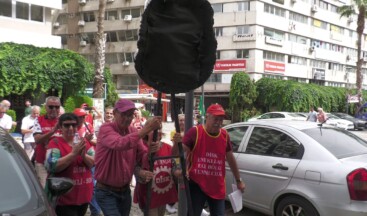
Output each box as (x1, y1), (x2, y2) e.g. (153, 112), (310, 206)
(94, 122), (149, 188)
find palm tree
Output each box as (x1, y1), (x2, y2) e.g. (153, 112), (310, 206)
(339, 2), (366, 110)
(93, 0), (106, 98)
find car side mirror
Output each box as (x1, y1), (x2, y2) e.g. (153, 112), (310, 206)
(47, 177), (74, 197)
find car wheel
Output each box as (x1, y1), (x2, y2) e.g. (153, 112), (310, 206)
(276, 196), (319, 216)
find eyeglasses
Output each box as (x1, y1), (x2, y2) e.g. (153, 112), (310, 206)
(48, 105), (60, 110)
(62, 123), (77, 128)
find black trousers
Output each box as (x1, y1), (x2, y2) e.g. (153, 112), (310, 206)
(55, 203), (89, 216)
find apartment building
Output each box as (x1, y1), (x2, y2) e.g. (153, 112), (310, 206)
(53, 0), (367, 107)
(0, 0), (61, 48)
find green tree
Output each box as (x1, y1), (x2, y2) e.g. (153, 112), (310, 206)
(338, 2), (366, 110)
(229, 72), (258, 122)
(0, 42), (94, 99)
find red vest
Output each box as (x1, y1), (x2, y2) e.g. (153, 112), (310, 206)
(35, 116), (61, 163)
(188, 125), (227, 199)
(134, 143), (178, 209)
(48, 137), (93, 205)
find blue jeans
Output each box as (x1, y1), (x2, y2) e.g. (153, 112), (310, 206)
(95, 187), (131, 216)
(89, 167), (101, 216)
(189, 181), (225, 216)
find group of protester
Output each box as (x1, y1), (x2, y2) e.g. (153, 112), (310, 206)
(0, 96), (246, 216)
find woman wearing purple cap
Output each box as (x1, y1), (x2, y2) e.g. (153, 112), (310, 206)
(94, 99), (162, 216)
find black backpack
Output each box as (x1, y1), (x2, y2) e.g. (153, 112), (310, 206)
(135, 0), (217, 94)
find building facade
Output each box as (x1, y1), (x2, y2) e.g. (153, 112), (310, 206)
(52, 0), (367, 107)
(0, 0), (61, 48)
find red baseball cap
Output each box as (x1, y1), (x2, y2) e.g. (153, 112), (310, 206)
(206, 104), (225, 116)
(73, 108), (87, 117)
(114, 99), (136, 113)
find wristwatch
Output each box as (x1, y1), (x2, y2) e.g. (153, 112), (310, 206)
(236, 178), (242, 183)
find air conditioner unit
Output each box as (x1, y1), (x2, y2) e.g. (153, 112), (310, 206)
(311, 5), (318, 12)
(80, 40), (87, 47)
(123, 15), (132, 22)
(78, 20), (85, 27)
(348, 17), (354, 23)
(79, 0), (86, 5)
(309, 46), (315, 52)
(107, 0), (114, 3)
(122, 61), (130, 66)
(53, 22), (60, 28)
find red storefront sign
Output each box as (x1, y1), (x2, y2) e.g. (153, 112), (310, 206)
(264, 61), (285, 73)
(214, 60), (246, 71)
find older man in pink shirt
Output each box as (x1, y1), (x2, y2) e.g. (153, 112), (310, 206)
(94, 99), (161, 216)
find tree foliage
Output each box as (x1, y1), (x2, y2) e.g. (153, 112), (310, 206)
(229, 72), (258, 122)
(255, 78), (367, 114)
(0, 42), (94, 98)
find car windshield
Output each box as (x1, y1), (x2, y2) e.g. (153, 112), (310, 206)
(0, 138), (32, 212)
(302, 127), (367, 158)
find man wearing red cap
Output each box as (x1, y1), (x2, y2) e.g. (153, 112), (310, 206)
(94, 99), (162, 216)
(180, 103), (245, 216)
(73, 108), (95, 144)
(81, 103), (102, 126)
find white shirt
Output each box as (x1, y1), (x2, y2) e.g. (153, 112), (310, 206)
(21, 115), (36, 143)
(0, 113), (12, 130)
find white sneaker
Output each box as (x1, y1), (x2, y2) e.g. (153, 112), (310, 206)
(166, 204), (177, 214)
(201, 209), (210, 216)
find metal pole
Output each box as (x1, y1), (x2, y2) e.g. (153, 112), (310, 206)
(178, 90), (194, 216)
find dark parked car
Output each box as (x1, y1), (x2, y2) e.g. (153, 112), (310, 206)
(0, 128), (72, 215)
(332, 112), (367, 130)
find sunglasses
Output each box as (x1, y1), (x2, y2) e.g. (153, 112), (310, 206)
(62, 123), (77, 128)
(48, 105), (60, 110)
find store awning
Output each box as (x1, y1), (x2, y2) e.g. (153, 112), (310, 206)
(118, 94), (170, 102)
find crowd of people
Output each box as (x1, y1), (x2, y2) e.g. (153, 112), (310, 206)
(0, 97), (246, 216)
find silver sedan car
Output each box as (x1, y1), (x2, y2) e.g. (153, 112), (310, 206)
(224, 120), (367, 216)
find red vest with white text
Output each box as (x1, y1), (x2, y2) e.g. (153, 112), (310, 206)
(134, 143), (178, 209)
(35, 116), (60, 163)
(188, 125), (227, 199)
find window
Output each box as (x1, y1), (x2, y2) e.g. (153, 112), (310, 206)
(117, 29), (138, 41)
(330, 25), (344, 34)
(288, 56), (307, 65)
(310, 59), (327, 68)
(207, 74), (221, 83)
(288, 34), (307, 44)
(264, 28), (284, 40)
(0, 0), (12, 17)
(214, 27), (223, 37)
(105, 10), (118, 20)
(57, 14), (68, 25)
(119, 52), (135, 62)
(106, 32), (118, 42)
(330, 4), (338, 13)
(105, 53), (119, 65)
(264, 3), (285, 17)
(16, 2), (29, 20)
(227, 126), (248, 152)
(83, 12), (95, 22)
(80, 33), (95, 44)
(263, 51), (285, 62)
(121, 8), (142, 19)
(289, 12), (308, 24)
(216, 51), (220, 59)
(329, 63), (343, 71)
(237, 2), (250, 11)
(318, 0), (328, 10)
(237, 50), (249, 58)
(236, 26), (250, 35)
(30, 5), (43, 22)
(246, 127), (301, 158)
(312, 19), (327, 30)
(212, 3), (223, 13)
